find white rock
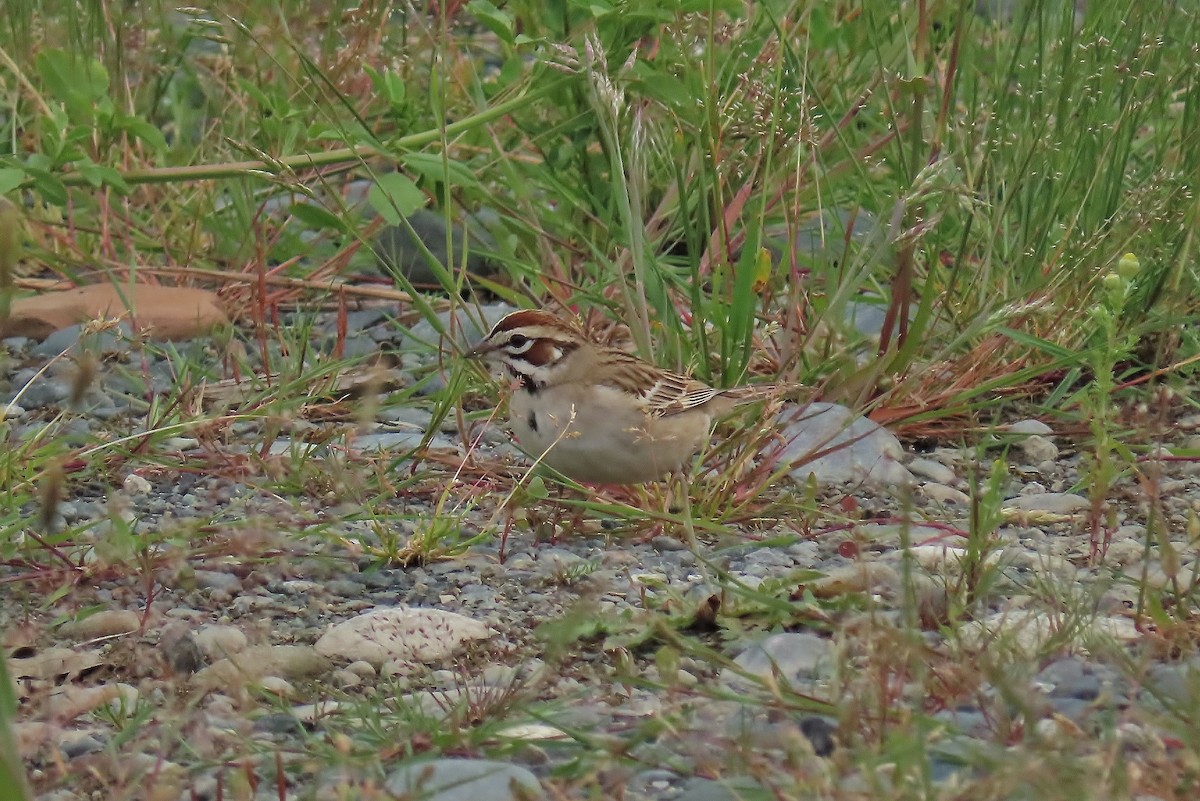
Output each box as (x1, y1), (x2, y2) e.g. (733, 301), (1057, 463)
(959, 609), (1139, 655)
(346, 660), (377, 678)
(195, 625), (248, 659)
(122, 473), (152, 495)
(908, 457), (956, 485)
(0, 404), (27, 420)
(905, 545), (1017, 575)
(384, 758), (543, 800)
(258, 676), (295, 698)
(495, 723), (570, 741)
(777, 403), (913, 486)
(193, 645), (329, 691)
(47, 685), (121, 721)
(315, 606), (492, 668)
(723, 632), (835, 690)
(920, 483), (971, 505)
(291, 701), (341, 723)
(1004, 493), (1089, 514)
(1019, 434), (1059, 462)
(1005, 419), (1053, 436)
(62, 610), (140, 639)
(107, 683), (140, 715)
(850, 523), (950, 547)
(331, 670), (362, 688)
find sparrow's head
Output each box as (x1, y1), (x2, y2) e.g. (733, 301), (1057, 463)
(468, 309), (584, 385)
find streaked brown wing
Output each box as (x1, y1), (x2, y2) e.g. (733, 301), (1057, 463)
(596, 351), (718, 417)
(644, 373), (721, 416)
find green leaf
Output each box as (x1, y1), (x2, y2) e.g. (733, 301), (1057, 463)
(35, 50), (109, 123)
(995, 326), (1077, 359)
(400, 152), (480, 187)
(368, 172), (427, 225)
(364, 66), (407, 107)
(115, 114), (169, 155)
(0, 169), (26, 195)
(0, 645), (31, 800)
(290, 202), (351, 234)
(77, 162), (130, 194)
(681, 0), (740, 11)
(633, 72), (693, 111)
(466, 0), (514, 45)
(22, 167), (67, 206)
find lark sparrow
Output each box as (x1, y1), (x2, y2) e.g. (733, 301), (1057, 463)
(467, 309), (791, 485)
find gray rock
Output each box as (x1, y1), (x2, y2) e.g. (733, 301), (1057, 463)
(195, 625), (249, 659)
(907, 457), (957, 485)
(677, 776), (768, 801)
(1144, 660), (1200, 706)
(1004, 492), (1089, 514)
(11, 376), (70, 408)
(778, 402), (913, 486)
(352, 431), (455, 453)
(786, 207), (886, 269)
(1005, 419), (1053, 437)
(58, 730), (106, 759)
(61, 609), (140, 639)
(33, 321), (133, 357)
(383, 758), (544, 801)
(0, 402), (26, 419)
(920, 482), (971, 505)
(403, 303), (516, 354)
(724, 632), (835, 690)
(193, 569), (244, 594)
(1019, 434), (1059, 462)
(161, 627), (205, 674)
(799, 715), (838, 756)
(372, 208), (499, 287)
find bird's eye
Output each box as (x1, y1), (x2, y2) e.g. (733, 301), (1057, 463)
(508, 334), (530, 349)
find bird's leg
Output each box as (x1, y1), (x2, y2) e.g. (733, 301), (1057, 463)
(670, 466), (699, 553)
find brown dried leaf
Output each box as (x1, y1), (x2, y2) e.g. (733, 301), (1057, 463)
(1, 283), (229, 340)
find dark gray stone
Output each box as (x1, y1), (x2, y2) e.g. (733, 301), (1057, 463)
(372, 208), (499, 287)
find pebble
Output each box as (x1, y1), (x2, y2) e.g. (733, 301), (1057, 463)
(777, 402), (914, 486)
(61, 610), (140, 639)
(193, 569), (244, 594)
(258, 676), (296, 698)
(122, 473), (153, 496)
(1019, 434), (1059, 462)
(1003, 492), (1089, 514)
(907, 457), (957, 485)
(723, 632), (834, 690)
(57, 729), (107, 759)
(315, 606), (492, 668)
(920, 482), (971, 505)
(384, 758), (544, 801)
(194, 645), (330, 691)
(1005, 419), (1053, 436)
(346, 660), (377, 678)
(47, 685), (122, 721)
(677, 776), (765, 801)
(159, 624), (206, 674)
(195, 625), (249, 659)
(330, 669), (362, 688)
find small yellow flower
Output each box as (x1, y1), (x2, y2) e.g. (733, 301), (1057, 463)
(1117, 252), (1140, 280)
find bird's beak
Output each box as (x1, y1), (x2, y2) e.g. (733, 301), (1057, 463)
(465, 339), (497, 359)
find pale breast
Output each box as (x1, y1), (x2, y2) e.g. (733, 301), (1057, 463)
(507, 384), (712, 484)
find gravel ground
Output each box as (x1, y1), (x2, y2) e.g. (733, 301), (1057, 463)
(5, 312), (1200, 800)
